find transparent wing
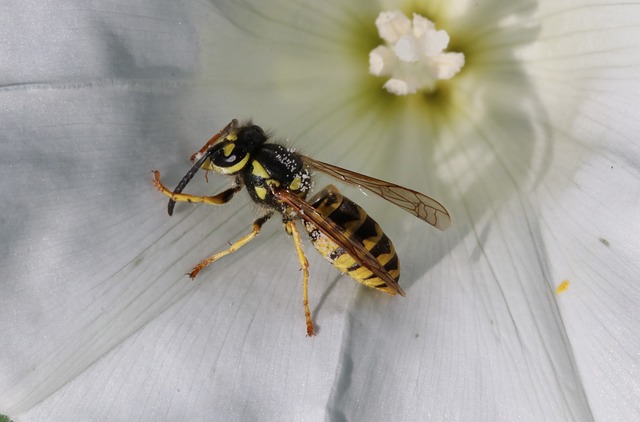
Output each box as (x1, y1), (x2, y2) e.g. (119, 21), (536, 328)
(302, 156), (451, 231)
(271, 186), (405, 296)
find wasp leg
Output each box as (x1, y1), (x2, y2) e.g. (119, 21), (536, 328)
(152, 170), (241, 210)
(189, 213), (273, 279)
(285, 220), (315, 337)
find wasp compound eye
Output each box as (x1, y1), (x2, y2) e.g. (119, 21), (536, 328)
(211, 143), (247, 168)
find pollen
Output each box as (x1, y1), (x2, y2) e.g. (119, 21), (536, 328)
(369, 10), (465, 95)
(556, 280), (570, 294)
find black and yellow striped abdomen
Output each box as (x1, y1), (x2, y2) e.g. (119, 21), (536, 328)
(303, 185), (400, 295)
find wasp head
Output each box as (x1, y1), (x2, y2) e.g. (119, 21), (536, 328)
(167, 120), (268, 215)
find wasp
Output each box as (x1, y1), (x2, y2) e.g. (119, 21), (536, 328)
(152, 119), (451, 336)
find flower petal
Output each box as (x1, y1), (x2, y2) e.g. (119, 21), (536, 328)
(524, 2), (640, 419)
(2, 0), (640, 421)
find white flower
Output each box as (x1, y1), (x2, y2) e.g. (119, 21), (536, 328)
(1, 0), (639, 421)
(369, 11), (465, 94)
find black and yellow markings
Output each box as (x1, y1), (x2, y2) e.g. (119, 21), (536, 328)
(250, 159), (270, 179)
(305, 186), (400, 295)
(253, 185), (268, 200)
(153, 119), (451, 336)
(250, 159), (274, 200)
(218, 144), (251, 175)
(289, 176), (303, 192)
(254, 179), (282, 200)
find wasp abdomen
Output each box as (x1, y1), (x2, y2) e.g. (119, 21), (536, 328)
(303, 185), (400, 295)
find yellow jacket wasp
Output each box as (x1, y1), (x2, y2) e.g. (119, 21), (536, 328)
(153, 119), (451, 336)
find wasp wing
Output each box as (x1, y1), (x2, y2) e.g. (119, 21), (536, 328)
(302, 156), (451, 231)
(271, 186), (406, 297)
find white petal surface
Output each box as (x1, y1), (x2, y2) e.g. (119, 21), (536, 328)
(527, 3), (640, 419)
(1, 0), (639, 421)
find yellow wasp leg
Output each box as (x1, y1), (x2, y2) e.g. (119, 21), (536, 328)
(189, 213), (272, 279)
(152, 170), (239, 206)
(285, 220), (315, 337)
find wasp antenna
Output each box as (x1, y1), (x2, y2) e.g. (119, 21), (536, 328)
(168, 149), (215, 216)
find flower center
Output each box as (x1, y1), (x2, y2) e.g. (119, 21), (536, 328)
(369, 11), (465, 96)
